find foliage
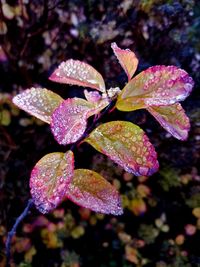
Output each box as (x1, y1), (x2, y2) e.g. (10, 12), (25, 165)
(12, 43), (193, 216)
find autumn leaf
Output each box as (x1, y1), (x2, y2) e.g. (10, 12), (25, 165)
(51, 97), (109, 145)
(66, 169), (123, 215)
(147, 103), (190, 140)
(85, 121), (159, 176)
(49, 59), (106, 92)
(30, 151), (74, 213)
(116, 65), (194, 111)
(111, 42), (138, 81)
(12, 88), (64, 124)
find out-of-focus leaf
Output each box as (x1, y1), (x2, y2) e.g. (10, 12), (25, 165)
(0, 109), (11, 126)
(51, 98), (93, 145)
(111, 42), (138, 81)
(66, 169), (123, 215)
(85, 121), (159, 176)
(148, 103), (190, 140)
(49, 59), (105, 92)
(13, 88), (63, 124)
(116, 66), (194, 111)
(30, 151), (74, 214)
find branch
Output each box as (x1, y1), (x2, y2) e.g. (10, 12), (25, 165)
(6, 199), (34, 265)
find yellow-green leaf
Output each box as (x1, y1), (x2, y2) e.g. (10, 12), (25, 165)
(66, 169), (123, 215)
(13, 88), (64, 124)
(85, 121), (159, 176)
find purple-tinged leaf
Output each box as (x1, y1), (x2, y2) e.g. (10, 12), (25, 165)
(12, 87), (63, 123)
(66, 169), (123, 215)
(50, 98), (94, 145)
(49, 59), (106, 92)
(84, 90), (102, 103)
(30, 151), (74, 214)
(148, 103), (190, 140)
(116, 66), (194, 111)
(111, 42), (138, 81)
(85, 121), (159, 176)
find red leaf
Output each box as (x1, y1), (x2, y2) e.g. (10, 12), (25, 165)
(66, 169), (123, 215)
(49, 59), (105, 92)
(111, 42), (138, 81)
(30, 151), (74, 213)
(148, 103), (190, 140)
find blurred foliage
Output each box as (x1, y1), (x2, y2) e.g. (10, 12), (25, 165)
(0, 0), (200, 266)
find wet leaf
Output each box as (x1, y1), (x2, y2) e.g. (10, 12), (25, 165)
(49, 59), (105, 92)
(85, 121), (159, 176)
(66, 169), (123, 215)
(30, 151), (74, 214)
(13, 88), (63, 123)
(51, 98), (94, 145)
(111, 42), (138, 81)
(84, 90), (102, 103)
(116, 66), (194, 111)
(51, 97), (109, 145)
(148, 103), (190, 140)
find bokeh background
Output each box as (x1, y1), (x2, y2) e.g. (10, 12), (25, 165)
(0, 0), (200, 266)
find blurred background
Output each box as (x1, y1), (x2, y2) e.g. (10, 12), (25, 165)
(0, 0), (200, 266)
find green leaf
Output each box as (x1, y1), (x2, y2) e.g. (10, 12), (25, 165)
(13, 88), (64, 123)
(85, 121), (159, 176)
(30, 151), (74, 213)
(116, 66), (194, 111)
(66, 169), (123, 215)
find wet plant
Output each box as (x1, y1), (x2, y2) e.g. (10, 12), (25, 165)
(6, 43), (194, 263)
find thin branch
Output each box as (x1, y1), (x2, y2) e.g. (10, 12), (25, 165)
(6, 199), (34, 265)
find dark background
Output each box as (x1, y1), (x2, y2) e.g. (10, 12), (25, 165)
(0, 0), (200, 266)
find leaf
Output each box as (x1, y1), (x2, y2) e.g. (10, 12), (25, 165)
(30, 151), (74, 214)
(49, 59), (106, 92)
(66, 169), (123, 215)
(111, 42), (138, 81)
(147, 103), (190, 140)
(51, 98), (93, 145)
(51, 97), (109, 145)
(13, 88), (63, 123)
(84, 90), (102, 103)
(116, 66), (194, 112)
(85, 121), (159, 176)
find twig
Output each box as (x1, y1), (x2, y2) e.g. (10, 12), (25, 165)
(6, 199), (34, 265)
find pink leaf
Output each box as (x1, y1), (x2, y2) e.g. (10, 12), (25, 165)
(148, 103), (190, 140)
(49, 59), (106, 92)
(111, 42), (138, 81)
(66, 169), (123, 215)
(12, 88), (63, 123)
(30, 151), (74, 214)
(116, 66), (194, 111)
(50, 98), (94, 145)
(85, 121), (159, 176)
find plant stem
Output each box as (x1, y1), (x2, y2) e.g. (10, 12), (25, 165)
(6, 199), (34, 265)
